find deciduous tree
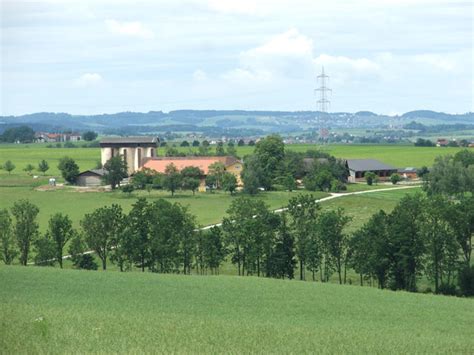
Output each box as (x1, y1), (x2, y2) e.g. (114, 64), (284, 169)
(38, 160), (49, 175)
(103, 156), (128, 189)
(11, 200), (39, 265)
(58, 156), (79, 184)
(222, 172), (237, 195)
(81, 204), (125, 270)
(287, 194), (320, 281)
(163, 163), (182, 196)
(3, 160), (15, 174)
(181, 166), (203, 195)
(0, 209), (17, 265)
(48, 213), (76, 268)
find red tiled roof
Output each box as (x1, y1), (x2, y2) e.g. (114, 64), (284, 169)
(142, 156), (241, 174)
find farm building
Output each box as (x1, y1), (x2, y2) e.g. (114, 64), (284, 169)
(100, 136), (159, 175)
(76, 169), (106, 187)
(346, 159), (397, 183)
(398, 167), (418, 179)
(142, 156), (243, 192)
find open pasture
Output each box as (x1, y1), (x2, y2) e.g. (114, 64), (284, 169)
(321, 187), (421, 232)
(0, 186), (328, 230)
(1, 265), (472, 354)
(0, 143), (464, 177)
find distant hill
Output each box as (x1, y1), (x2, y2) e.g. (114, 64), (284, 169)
(1, 110), (472, 136)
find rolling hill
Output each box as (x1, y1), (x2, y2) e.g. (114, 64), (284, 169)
(1, 265), (472, 353)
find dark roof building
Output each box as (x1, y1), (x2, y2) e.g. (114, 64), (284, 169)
(346, 159), (397, 182)
(100, 136), (159, 147)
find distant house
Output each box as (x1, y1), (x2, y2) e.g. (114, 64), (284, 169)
(76, 169), (106, 187)
(436, 139), (449, 147)
(398, 167), (418, 179)
(346, 159), (397, 183)
(35, 132), (82, 143)
(142, 156), (243, 192)
(67, 133), (82, 142)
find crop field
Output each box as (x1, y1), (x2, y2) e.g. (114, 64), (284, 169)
(0, 143), (464, 177)
(1, 265), (472, 353)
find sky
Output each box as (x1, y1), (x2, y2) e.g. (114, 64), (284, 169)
(1, 0), (473, 116)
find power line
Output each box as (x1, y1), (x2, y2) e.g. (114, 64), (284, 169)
(315, 66), (331, 113)
(315, 66), (332, 143)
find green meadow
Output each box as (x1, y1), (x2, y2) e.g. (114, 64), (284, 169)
(0, 143), (465, 176)
(1, 265), (472, 354)
(321, 187), (422, 232)
(0, 182), (328, 230)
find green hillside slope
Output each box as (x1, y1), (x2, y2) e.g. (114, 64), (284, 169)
(1, 265), (472, 353)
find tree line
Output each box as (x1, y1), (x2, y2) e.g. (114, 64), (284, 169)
(3, 194), (472, 297)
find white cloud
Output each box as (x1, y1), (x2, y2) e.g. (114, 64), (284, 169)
(74, 73), (103, 87)
(243, 28), (313, 57)
(222, 29), (315, 83)
(105, 19), (154, 39)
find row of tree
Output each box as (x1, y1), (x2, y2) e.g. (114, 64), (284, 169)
(0, 199), (200, 273)
(1, 192), (472, 296)
(351, 194), (473, 295)
(165, 141), (239, 157)
(130, 163), (238, 196)
(1, 160), (49, 175)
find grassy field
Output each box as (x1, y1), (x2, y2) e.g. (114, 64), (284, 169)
(322, 187), (421, 232)
(175, 144), (464, 167)
(1, 265), (472, 353)
(0, 143), (465, 176)
(0, 184), (328, 230)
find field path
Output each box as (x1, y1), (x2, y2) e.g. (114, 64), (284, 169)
(201, 184), (419, 229)
(30, 184), (420, 264)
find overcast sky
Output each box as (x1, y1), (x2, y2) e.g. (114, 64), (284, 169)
(1, 0), (473, 115)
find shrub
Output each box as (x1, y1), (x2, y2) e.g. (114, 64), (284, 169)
(122, 184), (134, 195)
(437, 283), (456, 296)
(390, 173), (401, 185)
(331, 179), (346, 192)
(364, 172), (377, 185)
(77, 254), (98, 270)
(152, 174), (164, 189)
